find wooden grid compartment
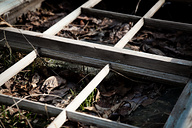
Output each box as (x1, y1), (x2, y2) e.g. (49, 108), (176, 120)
(0, 0), (192, 127)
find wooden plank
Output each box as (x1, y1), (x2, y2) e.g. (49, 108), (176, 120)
(164, 79), (192, 128)
(143, 0), (165, 18)
(0, 41), (189, 85)
(66, 64), (109, 111)
(0, 50), (37, 86)
(67, 110), (138, 128)
(81, 7), (141, 22)
(0, 94), (137, 128)
(48, 64), (110, 128)
(114, 18), (144, 48)
(0, 94), (63, 117)
(115, 0), (165, 48)
(43, 0), (102, 35)
(82, 8), (192, 33)
(144, 18), (192, 32)
(1, 27), (191, 77)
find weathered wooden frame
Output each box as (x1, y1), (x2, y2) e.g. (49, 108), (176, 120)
(0, 0), (192, 127)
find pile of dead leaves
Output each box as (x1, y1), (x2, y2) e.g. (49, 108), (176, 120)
(15, 8), (66, 32)
(128, 27), (192, 60)
(57, 15), (132, 45)
(79, 75), (165, 124)
(0, 64), (89, 109)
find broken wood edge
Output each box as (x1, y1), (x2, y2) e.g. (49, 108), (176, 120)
(1, 27), (191, 77)
(48, 64), (110, 127)
(164, 79), (192, 128)
(43, 0), (102, 35)
(0, 94), (137, 128)
(66, 110), (138, 128)
(115, 0), (165, 49)
(0, 50), (37, 86)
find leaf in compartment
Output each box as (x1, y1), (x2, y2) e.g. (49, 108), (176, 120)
(140, 44), (165, 56)
(41, 76), (66, 93)
(31, 73), (40, 88)
(4, 79), (13, 90)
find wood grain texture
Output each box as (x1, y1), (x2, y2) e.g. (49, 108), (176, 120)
(1, 27), (191, 77)
(0, 50), (37, 86)
(164, 79), (192, 128)
(43, 0), (102, 35)
(0, 41), (189, 85)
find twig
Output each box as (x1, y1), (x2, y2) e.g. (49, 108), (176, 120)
(110, 68), (146, 83)
(77, 72), (94, 85)
(135, 0), (142, 14)
(3, 30), (12, 61)
(12, 98), (33, 128)
(0, 119), (5, 128)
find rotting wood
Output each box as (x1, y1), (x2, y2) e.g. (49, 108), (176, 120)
(0, 50), (37, 86)
(48, 64), (110, 128)
(43, 0), (102, 35)
(115, 0), (165, 48)
(1, 27), (191, 77)
(67, 110), (138, 128)
(164, 79), (192, 128)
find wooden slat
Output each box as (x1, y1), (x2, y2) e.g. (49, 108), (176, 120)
(67, 110), (138, 128)
(0, 94), (137, 128)
(0, 42), (189, 85)
(0, 50), (37, 86)
(48, 64), (110, 128)
(143, 0), (165, 18)
(81, 7), (141, 22)
(144, 18), (192, 32)
(1, 27), (191, 77)
(66, 64), (110, 111)
(82, 8), (192, 33)
(114, 18), (144, 48)
(43, 0), (102, 35)
(0, 94), (62, 117)
(115, 0), (165, 48)
(164, 79), (192, 128)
